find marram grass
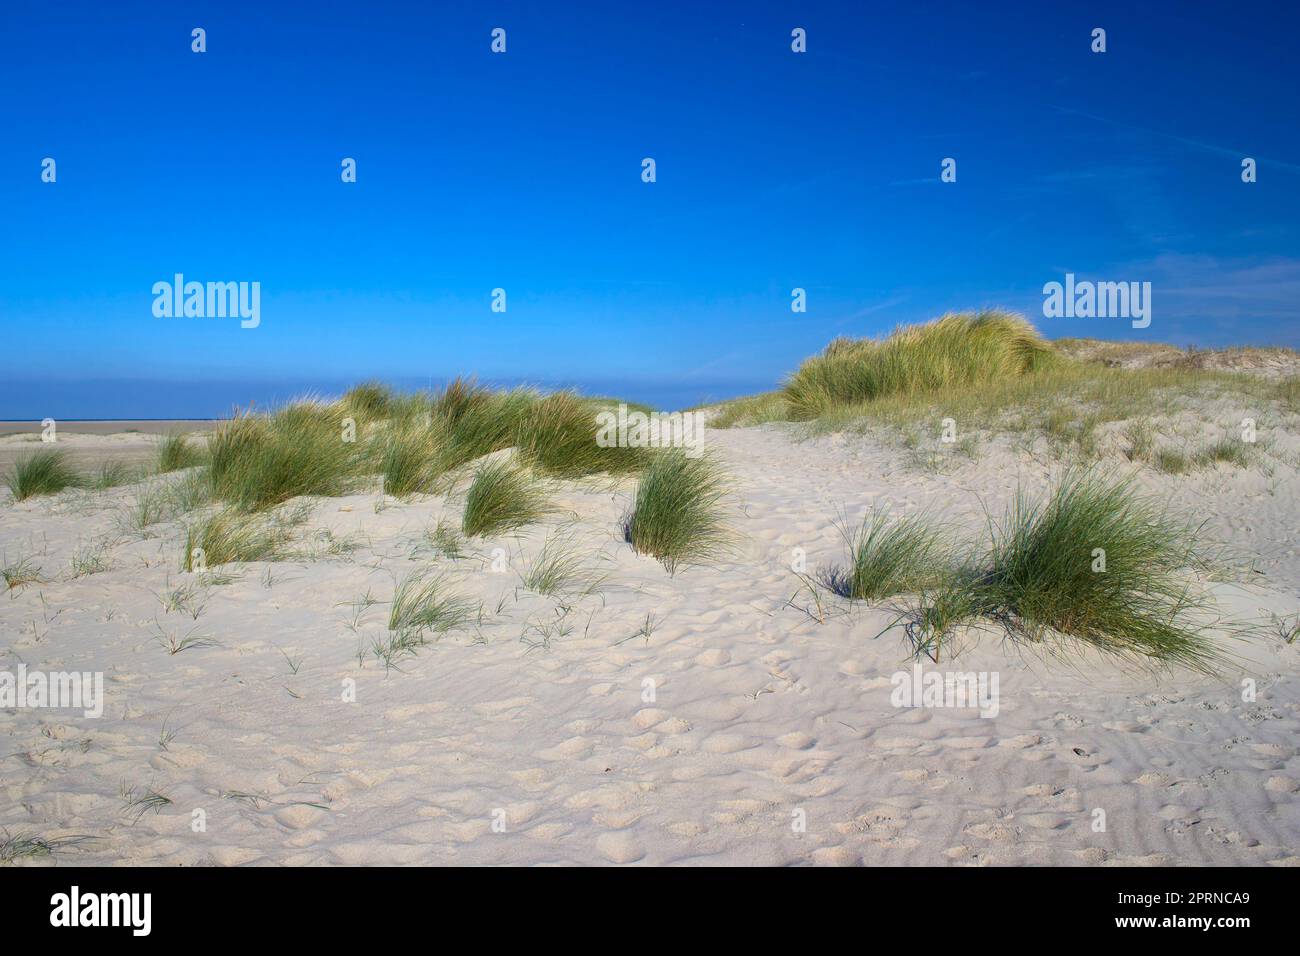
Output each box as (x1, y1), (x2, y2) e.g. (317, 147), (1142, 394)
(378, 419), (442, 498)
(208, 401), (361, 511)
(340, 381), (395, 421)
(904, 471), (1219, 673)
(515, 391), (648, 478)
(182, 510), (290, 571)
(821, 507), (955, 601)
(5, 449), (85, 501)
(461, 459), (552, 537)
(623, 449), (731, 573)
(388, 568), (477, 638)
(156, 434), (206, 473)
(784, 310), (1054, 419)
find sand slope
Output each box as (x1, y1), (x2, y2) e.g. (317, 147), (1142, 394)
(2, 425), (1298, 866)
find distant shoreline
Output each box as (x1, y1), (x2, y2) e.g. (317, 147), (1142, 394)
(0, 420), (219, 436)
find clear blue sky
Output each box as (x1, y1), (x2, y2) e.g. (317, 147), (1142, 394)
(2, 0), (1298, 417)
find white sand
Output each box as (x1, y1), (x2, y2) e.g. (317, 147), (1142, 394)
(2, 423), (1298, 866)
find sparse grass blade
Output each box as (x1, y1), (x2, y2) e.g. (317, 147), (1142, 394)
(2, 554), (44, 593)
(520, 533), (610, 598)
(388, 568), (477, 639)
(622, 449), (731, 573)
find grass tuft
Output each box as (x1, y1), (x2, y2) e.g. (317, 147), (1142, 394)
(383, 569), (478, 660)
(182, 510), (290, 571)
(516, 391), (649, 478)
(5, 449), (85, 501)
(622, 449), (730, 573)
(784, 310), (1053, 419)
(208, 402), (360, 511)
(340, 381), (395, 421)
(378, 419), (442, 498)
(461, 460), (552, 537)
(156, 434), (205, 473)
(908, 472), (1218, 673)
(820, 507), (954, 601)
(2, 554), (44, 593)
(94, 459), (138, 489)
(519, 533), (610, 597)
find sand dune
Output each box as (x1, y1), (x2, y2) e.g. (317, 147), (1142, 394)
(2, 419), (1297, 866)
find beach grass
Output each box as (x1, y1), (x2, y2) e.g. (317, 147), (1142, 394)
(706, 315), (1298, 481)
(340, 381), (396, 421)
(462, 459), (552, 537)
(784, 310), (1053, 420)
(430, 380), (538, 475)
(208, 402), (361, 511)
(5, 449), (85, 501)
(520, 532), (610, 598)
(516, 391), (648, 478)
(623, 449), (730, 573)
(388, 568), (477, 638)
(2, 553), (44, 593)
(907, 471), (1218, 672)
(182, 509), (290, 571)
(821, 507), (955, 601)
(94, 459), (139, 489)
(156, 433), (206, 473)
(378, 418), (442, 498)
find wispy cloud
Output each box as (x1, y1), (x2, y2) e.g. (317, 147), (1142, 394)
(1053, 107), (1300, 175)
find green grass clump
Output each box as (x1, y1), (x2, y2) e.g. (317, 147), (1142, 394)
(622, 449), (730, 573)
(911, 472), (1217, 672)
(5, 449), (85, 501)
(1122, 420), (1154, 462)
(784, 311), (1054, 419)
(516, 391), (648, 478)
(208, 402), (361, 511)
(340, 381), (395, 421)
(379, 419), (442, 497)
(821, 508), (954, 601)
(461, 460), (552, 537)
(1196, 438), (1250, 469)
(415, 379), (539, 476)
(156, 434), (205, 473)
(1154, 448), (1191, 474)
(182, 510), (290, 570)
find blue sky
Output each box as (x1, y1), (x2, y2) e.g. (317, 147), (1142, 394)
(2, 0), (1297, 417)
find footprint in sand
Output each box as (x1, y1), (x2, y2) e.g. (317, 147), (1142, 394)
(595, 831), (645, 864)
